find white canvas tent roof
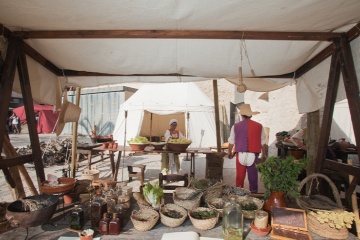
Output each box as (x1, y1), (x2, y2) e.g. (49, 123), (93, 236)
(0, 0), (360, 113)
(113, 82), (217, 148)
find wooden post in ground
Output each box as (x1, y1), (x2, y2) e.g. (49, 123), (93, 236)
(212, 79), (221, 152)
(70, 87), (81, 178)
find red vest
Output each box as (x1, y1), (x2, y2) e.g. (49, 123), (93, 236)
(234, 119), (262, 153)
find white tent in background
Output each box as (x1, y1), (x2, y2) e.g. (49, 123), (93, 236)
(113, 82), (217, 148)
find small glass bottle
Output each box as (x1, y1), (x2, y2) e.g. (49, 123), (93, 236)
(114, 202), (124, 230)
(99, 213), (110, 235)
(106, 191), (116, 213)
(222, 197), (243, 240)
(90, 190), (107, 231)
(69, 205), (84, 230)
(109, 213), (121, 235)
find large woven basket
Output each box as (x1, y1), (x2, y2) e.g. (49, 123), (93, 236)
(296, 173), (343, 211)
(188, 207), (219, 230)
(130, 208), (159, 232)
(207, 197), (225, 218)
(236, 196), (264, 219)
(160, 203), (187, 228)
(307, 212), (348, 239)
(173, 187), (202, 210)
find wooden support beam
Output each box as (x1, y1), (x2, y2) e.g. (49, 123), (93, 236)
(323, 160), (360, 177)
(306, 111), (320, 176)
(14, 30), (341, 41)
(314, 43), (341, 173)
(338, 34), (360, 159)
(17, 37), (46, 184)
(0, 154), (33, 168)
(23, 42), (62, 76)
(70, 87), (81, 178)
(212, 80), (221, 152)
(0, 36), (18, 152)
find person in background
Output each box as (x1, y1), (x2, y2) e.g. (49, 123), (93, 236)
(227, 104), (267, 193)
(161, 119), (184, 174)
(10, 113), (19, 134)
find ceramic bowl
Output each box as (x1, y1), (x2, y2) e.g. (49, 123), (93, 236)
(250, 221), (271, 236)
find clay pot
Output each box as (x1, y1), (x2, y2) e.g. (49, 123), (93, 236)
(263, 191), (287, 220)
(64, 193), (78, 204)
(338, 138), (350, 151)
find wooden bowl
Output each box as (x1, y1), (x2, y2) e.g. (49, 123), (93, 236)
(250, 221), (271, 236)
(40, 177), (76, 194)
(167, 142), (191, 152)
(129, 143), (150, 151)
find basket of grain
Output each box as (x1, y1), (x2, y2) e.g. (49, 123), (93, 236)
(130, 208), (159, 232)
(173, 187), (202, 210)
(188, 207), (219, 230)
(160, 203), (188, 227)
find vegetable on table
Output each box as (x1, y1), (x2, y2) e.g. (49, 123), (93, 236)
(142, 182), (164, 208)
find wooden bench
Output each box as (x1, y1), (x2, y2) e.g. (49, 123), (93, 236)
(127, 164), (146, 185)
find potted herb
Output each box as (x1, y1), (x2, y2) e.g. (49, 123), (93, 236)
(256, 156), (308, 211)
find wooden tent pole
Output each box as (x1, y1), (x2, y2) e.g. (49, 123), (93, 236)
(2, 134), (38, 196)
(150, 113), (152, 142)
(212, 80), (221, 152)
(70, 87), (81, 178)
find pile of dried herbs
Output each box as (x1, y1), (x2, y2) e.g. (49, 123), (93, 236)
(190, 210), (217, 219)
(162, 209), (183, 219)
(240, 202), (258, 211)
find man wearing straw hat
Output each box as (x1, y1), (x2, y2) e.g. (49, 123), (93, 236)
(227, 104), (267, 193)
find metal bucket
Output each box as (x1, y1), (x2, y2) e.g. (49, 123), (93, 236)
(6, 194), (59, 227)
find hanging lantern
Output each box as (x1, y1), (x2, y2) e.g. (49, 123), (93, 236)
(237, 67), (247, 93)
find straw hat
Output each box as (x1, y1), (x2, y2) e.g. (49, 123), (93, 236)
(55, 101), (81, 136)
(238, 104), (260, 116)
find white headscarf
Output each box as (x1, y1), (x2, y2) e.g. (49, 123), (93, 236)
(169, 119), (178, 125)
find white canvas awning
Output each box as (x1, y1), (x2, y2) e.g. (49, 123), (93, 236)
(1, 0), (360, 112)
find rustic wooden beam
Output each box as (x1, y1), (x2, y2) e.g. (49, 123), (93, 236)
(338, 34), (360, 158)
(17, 38), (46, 184)
(347, 23), (360, 42)
(0, 36), (18, 153)
(0, 24), (11, 39)
(212, 80), (221, 153)
(323, 160), (360, 177)
(0, 155), (33, 169)
(314, 44), (341, 173)
(63, 69), (195, 77)
(23, 42), (62, 75)
(14, 30), (341, 41)
(260, 23), (360, 79)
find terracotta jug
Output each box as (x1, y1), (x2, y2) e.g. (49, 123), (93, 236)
(338, 138), (350, 151)
(263, 191), (287, 220)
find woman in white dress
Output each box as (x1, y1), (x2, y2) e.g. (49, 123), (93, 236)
(161, 119), (184, 174)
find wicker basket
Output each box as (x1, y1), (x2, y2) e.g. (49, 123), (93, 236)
(173, 187), (202, 210)
(138, 198), (164, 211)
(207, 197), (225, 218)
(307, 212), (348, 239)
(296, 173), (343, 211)
(130, 208), (159, 232)
(236, 196), (264, 219)
(160, 203), (187, 227)
(188, 207), (219, 230)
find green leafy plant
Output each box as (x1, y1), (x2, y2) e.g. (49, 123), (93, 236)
(142, 181), (164, 208)
(256, 156), (308, 199)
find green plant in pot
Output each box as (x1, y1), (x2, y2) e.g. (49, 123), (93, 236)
(256, 156), (308, 212)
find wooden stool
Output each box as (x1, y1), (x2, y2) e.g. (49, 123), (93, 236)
(127, 164), (146, 185)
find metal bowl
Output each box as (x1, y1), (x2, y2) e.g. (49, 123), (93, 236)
(6, 194), (59, 227)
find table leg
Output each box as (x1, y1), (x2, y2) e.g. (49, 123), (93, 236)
(109, 151), (116, 176)
(113, 151), (122, 182)
(190, 153), (195, 177)
(87, 151), (92, 169)
(76, 153), (80, 171)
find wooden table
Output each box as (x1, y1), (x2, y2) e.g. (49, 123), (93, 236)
(92, 146), (214, 181)
(75, 143), (110, 170)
